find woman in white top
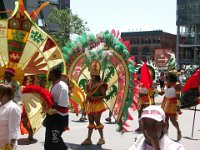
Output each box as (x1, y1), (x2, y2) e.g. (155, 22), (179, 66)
(161, 72), (182, 141)
(0, 84), (21, 149)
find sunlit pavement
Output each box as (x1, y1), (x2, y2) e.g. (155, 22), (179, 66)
(17, 95), (200, 150)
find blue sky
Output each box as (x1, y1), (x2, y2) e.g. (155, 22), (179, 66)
(70, 0), (176, 35)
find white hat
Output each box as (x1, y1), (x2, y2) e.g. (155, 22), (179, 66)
(139, 105), (165, 122)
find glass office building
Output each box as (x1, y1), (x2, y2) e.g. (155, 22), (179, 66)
(176, 0), (200, 66)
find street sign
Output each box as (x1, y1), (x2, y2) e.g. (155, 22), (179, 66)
(155, 49), (171, 67)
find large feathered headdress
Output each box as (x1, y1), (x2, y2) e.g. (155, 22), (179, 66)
(84, 48), (113, 77)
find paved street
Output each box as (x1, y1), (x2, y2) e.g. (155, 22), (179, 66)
(17, 95), (200, 150)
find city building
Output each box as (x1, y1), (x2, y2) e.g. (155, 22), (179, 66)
(121, 30), (176, 70)
(176, 0), (200, 68)
(1, 0), (70, 32)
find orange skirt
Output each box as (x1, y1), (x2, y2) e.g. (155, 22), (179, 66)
(138, 95), (153, 110)
(161, 97), (178, 116)
(85, 99), (106, 114)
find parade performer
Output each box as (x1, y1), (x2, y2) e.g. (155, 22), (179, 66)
(44, 64), (69, 150)
(62, 30), (136, 132)
(81, 60), (108, 145)
(161, 72), (182, 141)
(0, 68), (21, 104)
(160, 53), (182, 141)
(0, 0), (67, 142)
(135, 62), (157, 132)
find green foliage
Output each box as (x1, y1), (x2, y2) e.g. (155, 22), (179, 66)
(47, 7), (89, 47)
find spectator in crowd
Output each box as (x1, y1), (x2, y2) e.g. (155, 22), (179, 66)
(0, 84), (21, 149)
(129, 105), (185, 150)
(159, 71), (166, 90)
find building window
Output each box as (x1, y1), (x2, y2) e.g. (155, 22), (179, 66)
(50, 0), (59, 4)
(148, 38), (151, 44)
(130, 38), (135, 44)
(131, 47), (138, 55)
(141, 47), (150, 55)
(153, 38), (157, 43)
(137, 39), (139, 44)
(39, 0), (59, 4)
(145, 38), (148, 44)
(141, 38), (144, 44)
(157, 37), (160, 43)
(183, 48), (194, 59)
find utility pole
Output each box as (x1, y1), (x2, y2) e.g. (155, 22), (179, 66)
(176, 25), (180, 70)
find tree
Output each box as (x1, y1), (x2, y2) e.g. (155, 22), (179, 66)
(47, 7), (89, 47)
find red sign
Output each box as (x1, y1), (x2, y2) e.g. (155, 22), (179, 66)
(154, 49), (171, 67)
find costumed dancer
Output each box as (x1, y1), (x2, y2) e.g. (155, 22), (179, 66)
(44, 64), (69, 150)
(135, 62), (156, 133)
(81, 60), (108, 145)
(0, 68), (21, 104)
(105, 110), (112, 122)
(160, 71), (182, 141)
(20, 106), (34, 141)
(79, 107), (87, 121)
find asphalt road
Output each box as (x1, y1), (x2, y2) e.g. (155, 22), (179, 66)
(17, 95), (200, 150)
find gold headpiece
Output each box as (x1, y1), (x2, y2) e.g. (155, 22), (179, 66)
(0, 63), (24, 84)
(90, 60), (101, 75)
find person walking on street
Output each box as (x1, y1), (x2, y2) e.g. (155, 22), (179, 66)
(161, 72), (182, 141)
(44, 64), (69, 150)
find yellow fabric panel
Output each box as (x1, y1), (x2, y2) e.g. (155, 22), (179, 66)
(47, 59), (64, 69)
(43, 46), (57, 59)
(105, 68), (118, 111)
(0, 20), (8, 62)
(22, 93), (45, 134)
(18, 41), (38, 69)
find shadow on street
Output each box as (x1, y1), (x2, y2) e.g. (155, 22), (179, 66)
(18, 138), (38, 145)
(66, 142), (112, 150)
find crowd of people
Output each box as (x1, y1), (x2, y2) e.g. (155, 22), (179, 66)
(1, 62), (195, 150)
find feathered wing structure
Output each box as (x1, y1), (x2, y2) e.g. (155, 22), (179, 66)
(180, 68), (200, 108)
(167, 52), (177, 71)
(62, 30), (136, 132)
(20, 85), (53, 135)
(0, 0), (66, 86)
(62, 75), (85, 115)
(0, 0), (66, 135)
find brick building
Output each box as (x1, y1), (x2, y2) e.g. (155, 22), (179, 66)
(121, 30), (176, 66)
